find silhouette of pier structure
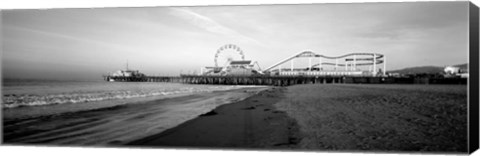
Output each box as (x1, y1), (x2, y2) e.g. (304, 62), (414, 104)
(103, 75), (466, 85)
(104, 44), (466, 85)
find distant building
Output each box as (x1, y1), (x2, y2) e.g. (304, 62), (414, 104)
(225, 60), (254, 76)
(111, 70), (145, 77)
(444, 64), (468, 78)
(201, 60), (262, 76)
(444, 66), (460, 75)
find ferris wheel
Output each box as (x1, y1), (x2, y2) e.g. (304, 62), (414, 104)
(214, 44), (245, 67)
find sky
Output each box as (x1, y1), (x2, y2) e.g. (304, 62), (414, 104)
(1, 2), (470, 80)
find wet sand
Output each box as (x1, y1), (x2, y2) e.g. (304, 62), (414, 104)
(127, 87), (301, 149)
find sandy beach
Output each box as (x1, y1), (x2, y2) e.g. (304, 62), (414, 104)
(275, 84), (467, 153)
(4, 84), (468, 153)
(128, 84), (467, 153)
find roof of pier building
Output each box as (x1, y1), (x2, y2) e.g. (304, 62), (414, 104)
(229, 60), (252, 65)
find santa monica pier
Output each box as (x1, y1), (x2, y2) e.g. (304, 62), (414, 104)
(103, 44), (467, 85)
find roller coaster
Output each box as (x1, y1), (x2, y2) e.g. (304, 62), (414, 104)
(263, 51), (386, 76)
(201, 45), (386, 77)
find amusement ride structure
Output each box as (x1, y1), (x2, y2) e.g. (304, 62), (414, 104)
(201, 44), (262, 76)
(263, 51), (386, 76)
(201, 44), (387, 77)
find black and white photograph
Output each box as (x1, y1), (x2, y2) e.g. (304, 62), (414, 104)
(1, 0), (479, 155)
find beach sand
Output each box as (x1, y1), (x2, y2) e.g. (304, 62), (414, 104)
(4, 84), (468, 153)
(275, 84), (467, 153)
(128, 84), (467, 153)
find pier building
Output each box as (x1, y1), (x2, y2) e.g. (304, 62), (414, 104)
(200, 44), (262, 76)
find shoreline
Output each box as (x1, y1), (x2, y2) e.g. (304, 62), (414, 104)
(3, 87), (269, 145)
(2, 85), (267, 120)
(126, 87), (302, 149)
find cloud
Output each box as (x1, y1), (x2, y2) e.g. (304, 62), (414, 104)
(169, 7), (264, 46)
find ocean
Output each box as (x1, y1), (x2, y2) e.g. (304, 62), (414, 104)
(2, 79), (245, 108)
(3, 79), (266, 145)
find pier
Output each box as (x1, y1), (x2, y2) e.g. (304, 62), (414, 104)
(104, 76), (182, 82)
(103, 45), (468, 86)
(178, 75), (466, 85)
(104, 75), (467, 86)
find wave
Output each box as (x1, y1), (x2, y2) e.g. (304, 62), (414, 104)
(2, 87), (236, 108)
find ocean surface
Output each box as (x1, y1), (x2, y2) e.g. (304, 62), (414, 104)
(2, 79), (245, 108)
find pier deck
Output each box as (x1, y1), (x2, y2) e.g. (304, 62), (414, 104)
(104, 75), (467, 86)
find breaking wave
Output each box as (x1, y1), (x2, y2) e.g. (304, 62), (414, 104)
(2, 80), (247, 108)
